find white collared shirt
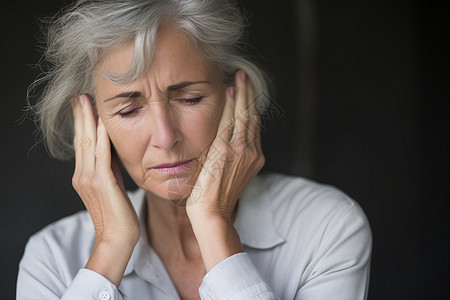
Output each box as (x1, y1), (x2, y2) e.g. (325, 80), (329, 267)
(17, 173), (372, 299)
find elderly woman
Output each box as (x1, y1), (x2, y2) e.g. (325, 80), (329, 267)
(18, 0), (371, 299)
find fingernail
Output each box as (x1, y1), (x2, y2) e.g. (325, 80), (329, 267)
(228, 86), (235, 98)
(239, 71), (246, 82)
(79, 95), (86, 107)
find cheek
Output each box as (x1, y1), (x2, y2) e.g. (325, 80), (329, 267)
(102, 118), (148, 164)
(178, 101), (223, 149)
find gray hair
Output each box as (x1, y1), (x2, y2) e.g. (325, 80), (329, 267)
(29, 0), (271, 160)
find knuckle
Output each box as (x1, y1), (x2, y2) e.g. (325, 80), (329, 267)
(250, 112), (260, 124)
(71, 175), (79, 190)
(257, 154), (266, 169)
(239, 109), (249, 121)
(78, 175), (91, 187)
(78, 173), (104, 192)
(82, 170), (98, 185)
(225, 118), (235, 130)
(223, 143), (237, 157)
(79, 137), (92, 150)
(214, 138), (229, 152)
(260, 153), (266, 164)
(234, 140), (246, 153)
(91, 175), (104, 189)
(95, 146), (105, 157)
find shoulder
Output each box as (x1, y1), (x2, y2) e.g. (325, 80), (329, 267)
(246, 173), (372, 295)
(27, 209), (93, 246)
(30, 210), (93, 243)
(18, 210), (94, 289)
(251, 172), (359, 211)
(23, 210), (94, 266)
(256, 172), (366, 216)
(251, 172), (371, 247)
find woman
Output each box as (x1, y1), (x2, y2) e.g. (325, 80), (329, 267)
(18, 0), (372, 299)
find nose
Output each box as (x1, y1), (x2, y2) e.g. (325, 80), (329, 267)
(149, 103), (181, 150)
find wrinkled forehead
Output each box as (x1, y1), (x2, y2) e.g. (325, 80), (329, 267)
(95, 28), (220, 87)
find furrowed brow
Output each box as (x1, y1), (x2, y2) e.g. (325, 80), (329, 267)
(103, 81), (211, 102)
(103, 91), (142, 103)
(166, 81), (211, 92)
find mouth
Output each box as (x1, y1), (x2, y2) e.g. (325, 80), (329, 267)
(152, 159), (195, 175)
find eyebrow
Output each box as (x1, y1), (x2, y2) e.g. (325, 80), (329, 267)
(103, 91), (142, 103)
(167, 80), (211, 92)
(103, 81), (211, 103)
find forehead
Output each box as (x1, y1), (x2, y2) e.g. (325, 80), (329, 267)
(95, 28), (219, 88)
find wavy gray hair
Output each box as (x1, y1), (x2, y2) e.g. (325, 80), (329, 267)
(29, 0), (271, 160)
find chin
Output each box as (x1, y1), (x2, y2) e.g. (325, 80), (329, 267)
(139, 173), (199, 206)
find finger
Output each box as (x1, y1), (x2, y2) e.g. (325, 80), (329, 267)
(232, 70), (250, 144)
(95, 117), (111, 175)
(246, 79), (261, 144)
(111, 148), (127, 194)
(216, 86), (236, 143)
(72, 96), (84, 173)
(80, 94), (97, 171)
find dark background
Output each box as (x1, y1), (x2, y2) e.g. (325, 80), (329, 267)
(1, 0), (448, 299)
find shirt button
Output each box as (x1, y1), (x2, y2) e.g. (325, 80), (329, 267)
(98, 289), (111, 300)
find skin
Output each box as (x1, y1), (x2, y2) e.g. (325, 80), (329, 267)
(71, 28), (265, 298)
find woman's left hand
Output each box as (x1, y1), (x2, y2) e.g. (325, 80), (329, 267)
(186, 70), (265, 271)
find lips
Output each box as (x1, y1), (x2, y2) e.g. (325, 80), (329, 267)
(153, 159), (193, 169)
(152, 159), (195, 175)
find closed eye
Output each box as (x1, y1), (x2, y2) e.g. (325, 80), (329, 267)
(117, 96), (203, 117)
(118, 107), (142, 118)
(177, 96), (203, 104)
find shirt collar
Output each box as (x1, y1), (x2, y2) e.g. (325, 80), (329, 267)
(123, 174), (286, 275)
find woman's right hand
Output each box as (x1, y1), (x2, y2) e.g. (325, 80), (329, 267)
(71, 94), (140, 287)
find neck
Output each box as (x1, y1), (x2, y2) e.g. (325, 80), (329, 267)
(145, 192), (200, 260)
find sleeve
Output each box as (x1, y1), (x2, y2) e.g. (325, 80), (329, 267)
(17, 235), (124, 300)
(295, 201), (372, 300)
(61, 269), (124, 300)
(199, 252), (278, 300)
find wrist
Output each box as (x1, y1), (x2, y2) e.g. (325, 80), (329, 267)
(85, 239), (136, 287)
(189, 216), (243, 272)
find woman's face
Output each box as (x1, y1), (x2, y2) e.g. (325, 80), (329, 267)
(94, 28), (226, 202)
